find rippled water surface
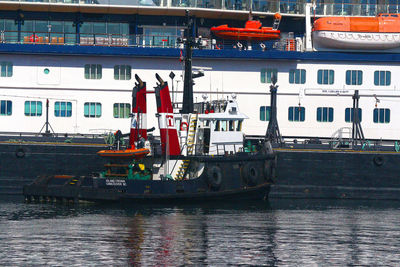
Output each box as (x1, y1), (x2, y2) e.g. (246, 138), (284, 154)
(1, 197), (400, 266)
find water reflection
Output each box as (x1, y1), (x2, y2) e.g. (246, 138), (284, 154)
(1, 198), (400, 266)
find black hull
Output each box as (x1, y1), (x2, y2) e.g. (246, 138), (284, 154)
(0, 142), (106, 195)
(22, 157), (272, 203)
(3, 139), (400, 200)
(272, 148), (400, 200)
(23, 183), (270, 204)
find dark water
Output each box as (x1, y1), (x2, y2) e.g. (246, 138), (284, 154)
(1, 197), (400, 266)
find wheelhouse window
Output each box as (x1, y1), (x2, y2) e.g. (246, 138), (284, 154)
(25, 101), (42, 116)
(373, 108), (390, 123)
(346, 70), (363, 85)
(214, 120), (220, 131)
(84, 102), (101, 118)
(84, 64), (102, 79)
(316, 107), (334, 122)
(220, 121), (228, 131)
(345, 108), (362, 122)
(260, 106), (271, 121)
(317, 69), (334, 85)
(0, 62), (13, 77)
(236, 120), (242, 131)
(113, 103), (131, 118)
(261, 68), (278, 83)
(288, 106), (305, 122)
(228, 120), (236, 131)
(374, 71), (391, 86)
(0, 100), (12, 116)
(114, 65), (131, 80)
(54, 101), (72, 117)
(289, 69), (306, 84)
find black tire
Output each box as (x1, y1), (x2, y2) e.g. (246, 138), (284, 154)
(242, 163), (260, 186)
(373, 155), (384, 166)
(207, 165), (222, 189)
(16, 148), (26, 158)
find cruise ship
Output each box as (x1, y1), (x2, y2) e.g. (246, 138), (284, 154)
(2, 0), (400, 199)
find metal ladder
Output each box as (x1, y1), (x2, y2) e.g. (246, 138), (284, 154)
(330, 127), (352, 149)
(175, 114), (198, 180)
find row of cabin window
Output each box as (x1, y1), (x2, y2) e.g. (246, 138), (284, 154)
(0, 62), (131, 80)
(213, 120), (243, 132)
(1, 62), (392, 85)
(260, 106), (390, 123)
(0, 100), (131, 118)
(261, 69), (392, 86)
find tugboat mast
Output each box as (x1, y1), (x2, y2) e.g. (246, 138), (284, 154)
(181, 10), (194, 114)
(180, 10), (204, 114)
(265, 75), (282, 144)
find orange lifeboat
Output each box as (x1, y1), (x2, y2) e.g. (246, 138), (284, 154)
(211, 13), (281, 41)
(312, 13), (400, 50)
(97, 147), (150, 160)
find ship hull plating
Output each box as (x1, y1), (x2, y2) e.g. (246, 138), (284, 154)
(271, 149), (400, 200)
(3, 142), (400, 200)
(22, 158), (272, 203)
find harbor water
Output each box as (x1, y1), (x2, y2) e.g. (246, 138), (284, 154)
(1, 197), (400, 266)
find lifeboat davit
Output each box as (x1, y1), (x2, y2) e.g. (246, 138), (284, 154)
(211, 13), (281, 41)
(312, 13), (400, 51)
(97, 147), (150, 159)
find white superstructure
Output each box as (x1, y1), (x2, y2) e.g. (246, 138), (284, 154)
(1, 52), (400, 140)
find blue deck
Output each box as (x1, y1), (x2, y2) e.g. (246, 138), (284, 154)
(1, 43), (400, 63)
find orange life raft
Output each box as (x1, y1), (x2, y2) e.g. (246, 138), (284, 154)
(313, 13), (400, 33)
(211, 13), (281, 41)
(97, 148), (150, 159)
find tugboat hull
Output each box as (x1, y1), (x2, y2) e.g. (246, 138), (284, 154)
(23, 159), (274, 204)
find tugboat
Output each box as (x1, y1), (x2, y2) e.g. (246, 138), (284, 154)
(22, 74), (276, 203)
(22, 11), (276, 204)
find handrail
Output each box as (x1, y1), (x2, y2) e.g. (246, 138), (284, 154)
(0, 0), (399, 17)
(0, 31), (299, 51)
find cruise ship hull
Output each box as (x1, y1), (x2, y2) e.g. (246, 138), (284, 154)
(272, 148), (400, 200)
(2, 141), (400, 200)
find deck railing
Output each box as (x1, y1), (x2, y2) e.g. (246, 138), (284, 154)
(0, 31), (183, 48)
(1, 0), (400, 17)
(0, 30), (303, 52)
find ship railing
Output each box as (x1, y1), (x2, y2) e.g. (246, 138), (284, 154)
(330, 127), (353, 149)
(0, 131), (107, 141)
(210, 38), (302, 52)
(1, 29), (305, 52)
(1, 31), (183, 48)
(0, 0), (399, 17)
(245, 134), (400, 152)
(188, 143), (243, 156)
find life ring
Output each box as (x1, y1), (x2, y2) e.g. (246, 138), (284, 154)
(16, 148), (26, 158)
(373, 155), (384, 166)
(207, 165), (222, 189)
(180, 121), (189, 132)
(242, 163), (260, 186)
(29, 34), (39, 43)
